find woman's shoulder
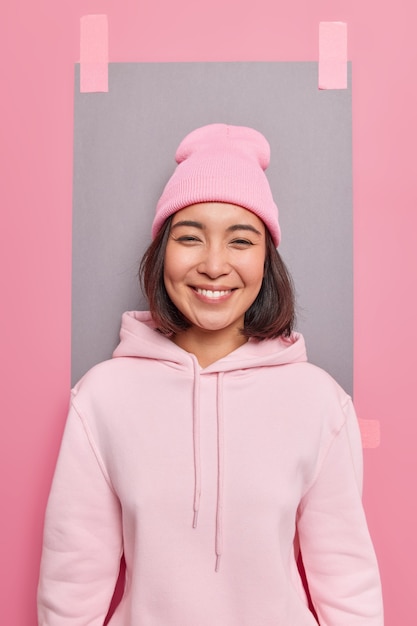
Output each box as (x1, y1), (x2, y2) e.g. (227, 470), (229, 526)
(271, 359), (353, 422)
(71, 354), (157, 401)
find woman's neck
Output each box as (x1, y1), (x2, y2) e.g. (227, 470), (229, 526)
(171, 327), (248, 368)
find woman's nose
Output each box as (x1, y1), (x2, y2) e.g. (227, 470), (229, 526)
(197, 246), (231, 279)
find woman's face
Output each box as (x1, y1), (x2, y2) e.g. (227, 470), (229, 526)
(164, 202), (266, 338)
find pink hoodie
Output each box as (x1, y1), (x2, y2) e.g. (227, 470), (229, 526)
(38, 311), (383, 625)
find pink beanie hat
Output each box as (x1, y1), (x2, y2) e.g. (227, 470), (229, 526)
(152, 123), (281, 246)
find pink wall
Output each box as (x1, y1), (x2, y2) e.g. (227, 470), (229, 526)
(2, 1), (416, 623)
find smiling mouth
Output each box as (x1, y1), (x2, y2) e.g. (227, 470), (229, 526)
(195, 288), (233, 299)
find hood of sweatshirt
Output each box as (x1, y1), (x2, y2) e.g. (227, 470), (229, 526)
(112, 311), (308, 570)
(113, 311), (307, 371)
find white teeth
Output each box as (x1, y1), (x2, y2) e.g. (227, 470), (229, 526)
(196, 288), (231, 299)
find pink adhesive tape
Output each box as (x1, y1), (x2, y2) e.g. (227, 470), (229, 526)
(319, 21), (347, 90)
(358, 419), (381, 449)
(80, 15), (109, 93)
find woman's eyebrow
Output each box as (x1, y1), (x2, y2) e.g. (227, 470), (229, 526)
(171, 220), (204, 230)
(227, 224), (263, 236)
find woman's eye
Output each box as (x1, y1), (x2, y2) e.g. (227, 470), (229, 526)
(176, 235), (201, 243)
(231, 238), (253, 247)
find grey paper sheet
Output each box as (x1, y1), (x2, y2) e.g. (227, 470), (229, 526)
(72, 62), (353, 393)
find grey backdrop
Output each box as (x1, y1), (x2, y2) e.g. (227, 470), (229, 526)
(72, 62), (353, 393)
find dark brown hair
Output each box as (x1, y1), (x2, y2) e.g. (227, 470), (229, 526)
(139, 216), (295, 340)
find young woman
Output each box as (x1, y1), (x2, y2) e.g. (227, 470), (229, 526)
(38, 124), (384, 625)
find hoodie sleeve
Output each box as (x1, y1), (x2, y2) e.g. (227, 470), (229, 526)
(296, 399), (384, 625)
(37, 401), (123, 625)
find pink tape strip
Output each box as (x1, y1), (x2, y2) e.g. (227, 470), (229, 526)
(358, 419), (381, 449)
(319, 22), (347, 90)
(80, 15), (109, 93)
